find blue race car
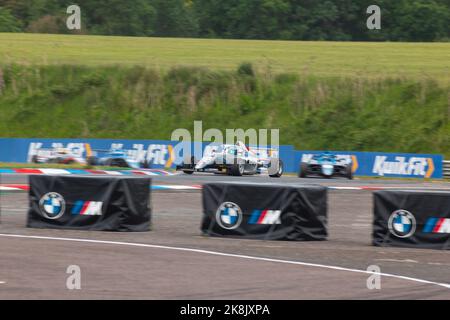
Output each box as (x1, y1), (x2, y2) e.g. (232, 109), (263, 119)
(87, 149), (149, 169)
(298, 153), (353, 179)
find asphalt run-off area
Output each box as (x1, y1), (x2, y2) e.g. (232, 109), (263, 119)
(0, 172), (449, 299)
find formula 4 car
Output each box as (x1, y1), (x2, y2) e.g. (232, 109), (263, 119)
(176, 142), (283, 177)
(298, 152), (353, 179)
(87, 148), (149, 169)
(31, 147), (87, 165)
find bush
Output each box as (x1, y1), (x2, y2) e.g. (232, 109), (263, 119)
(26, 15), (65, 34)
(237, 62), (255, 77)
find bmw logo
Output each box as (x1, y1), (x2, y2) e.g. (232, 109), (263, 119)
(388, 210), (416, 238)
(39, 192), (66, 220)
(216, 202), (243, 230)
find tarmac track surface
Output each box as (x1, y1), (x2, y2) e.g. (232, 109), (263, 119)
(0, 173), (449, 299)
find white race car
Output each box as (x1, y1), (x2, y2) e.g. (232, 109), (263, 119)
(30, 147), (87, 165)
(177, 142), (283, 177)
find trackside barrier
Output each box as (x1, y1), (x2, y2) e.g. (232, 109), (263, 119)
(0, 138), (444, 178)
(201, 183), (328, 241)
(27, 175), (151, 231)
(444, 161), (450, 178)
(294, 151), (443, 179)
(373, 190), (450, 250)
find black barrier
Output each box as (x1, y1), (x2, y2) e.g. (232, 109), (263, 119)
(201, 183), (327, 241)
(373, 190), (450, 250)
(28, 175), (151, 231)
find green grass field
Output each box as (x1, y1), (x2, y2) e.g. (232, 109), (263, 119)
(1, 33), (449, 81)
(0, 33), (449, 157)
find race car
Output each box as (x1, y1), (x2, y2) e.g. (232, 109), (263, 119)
(298, 152), (353, 179)
(176, 141), (283, 177)
(30, 147), (87, 165)
(87, 148), (149, 169)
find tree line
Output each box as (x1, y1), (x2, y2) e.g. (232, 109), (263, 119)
(0, 0), (449, 41)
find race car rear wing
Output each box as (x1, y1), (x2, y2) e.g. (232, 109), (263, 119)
(248, 146), (279, 159)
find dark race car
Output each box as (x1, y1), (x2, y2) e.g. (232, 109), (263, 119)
(298, 152), (353, 179)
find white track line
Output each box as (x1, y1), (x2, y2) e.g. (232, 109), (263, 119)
(0, 187), (21, 191)
(0, 233), (448, 290)
(155, 185), (201, 190)
(38, 169), (71, 175)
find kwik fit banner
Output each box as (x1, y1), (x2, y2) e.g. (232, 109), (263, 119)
(201, 183), (328, 241)
(373, 190), (450, 250)
(0, 138), (444, 178)
(293, 151), (443, 179)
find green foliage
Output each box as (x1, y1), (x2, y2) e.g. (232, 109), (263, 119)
(0, 65), (449, 157)
(237, 62), (255, 77)
(392, 0), (450, 41)
(80, 0), (157, 36)
(0, 0), (449, 41)
(0, 6), (22, 32)
(152, 0), (198, 37)
(194, 0), (450, 41)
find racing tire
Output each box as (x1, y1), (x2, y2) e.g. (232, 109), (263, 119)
(31, 155), (39, 164)
(140, 160), (150, 169)
(87, 156), (98, 166)
(269, 159), (283, 178)
(299, 162), (308, 178)
(53, 157), (63, 164)
(346, 164), (354, 180)
(230, 163), (245, 176)
(106, 158), (129, 168)
(182, 156), (196, 175)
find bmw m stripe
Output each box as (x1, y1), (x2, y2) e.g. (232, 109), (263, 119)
(72, 201), (103, 216)
(248, 210), (281, 225)
(423, 217), (450, 234)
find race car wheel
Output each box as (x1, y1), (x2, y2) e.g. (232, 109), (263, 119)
(269, 159), (283, 178)
(230, 163), (244, 176)
(299, 162), (308, 178)
(182, 156), (196, 175)
(87, 156), (98, 166)
(104, 158), (127, 167)
(31, 155), (39, 164)
(347, 164), (354, 180)
(140, 160), (150, 169)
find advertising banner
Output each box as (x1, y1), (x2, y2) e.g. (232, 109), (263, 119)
(201, 183), (328, 241)
(0, 138), (444, 178)
(295, 151), (443, 179)
(373, 190), (450, 250)
(27, 175), (151, 231)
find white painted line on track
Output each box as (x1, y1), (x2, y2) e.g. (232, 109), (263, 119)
(328, 187), (362, 190)
(156, 185), (201, 190)
(0, 187), (21, 191)
(0, 233), (448, 290)
(102, 171), (123, 175)
(38, 169), (71, 175)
